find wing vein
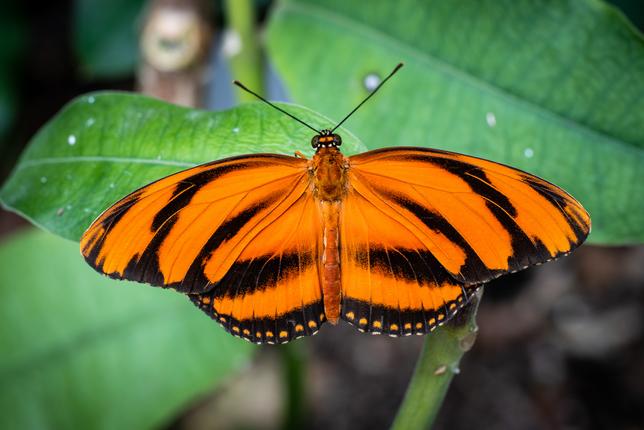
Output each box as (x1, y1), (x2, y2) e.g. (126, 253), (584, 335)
(350, 171), (462, 279)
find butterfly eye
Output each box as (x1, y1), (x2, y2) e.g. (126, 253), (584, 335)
(334, 135), (342, 147)
(311, 135), (319, 148)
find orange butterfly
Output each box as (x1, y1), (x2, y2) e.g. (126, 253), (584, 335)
(81, 64), (590, 344)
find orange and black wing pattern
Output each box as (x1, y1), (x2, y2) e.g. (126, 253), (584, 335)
(81, 154), (325, 344)
(340, 147), (590, 335)
(340, 186), (479, 336)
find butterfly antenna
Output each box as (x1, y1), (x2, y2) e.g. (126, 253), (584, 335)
(331, 62), (404, 133)
(233, 80), (322, 134)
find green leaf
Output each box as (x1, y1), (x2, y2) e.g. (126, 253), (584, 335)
(0, 229), (254, 429)
(0, 92), (365, 241)
(73, 0), (146, 79)
(267, 0), (644, 245)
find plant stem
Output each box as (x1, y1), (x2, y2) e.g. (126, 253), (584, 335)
(390, 289), (483, 430)
(224, 0), (265, 101)
(280, 343), (307, 430)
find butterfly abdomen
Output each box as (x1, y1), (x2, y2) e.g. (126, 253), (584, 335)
(312, 147), (348, 324)
(321, 201), (341, 324)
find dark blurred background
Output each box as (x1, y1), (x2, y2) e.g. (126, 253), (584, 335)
(1, 1), (643, 429)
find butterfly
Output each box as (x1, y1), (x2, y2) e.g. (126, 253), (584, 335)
(80, 63), (590, 344)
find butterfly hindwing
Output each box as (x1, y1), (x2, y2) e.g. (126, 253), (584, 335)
(81, 153), (325, 344)
(347, 147), (590, 286)
(340, 187), (479, 336)
(191, 190), (326, 344)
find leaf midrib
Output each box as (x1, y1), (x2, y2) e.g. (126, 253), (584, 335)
(282, 1), (640, 152)
(16, 155), (197, 170)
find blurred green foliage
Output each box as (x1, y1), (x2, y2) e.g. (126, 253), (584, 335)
(267, 0), (644, 245)
(73, 0), (146, 79)
(0, 230), (253, 429)
(0, 4), (26, 143)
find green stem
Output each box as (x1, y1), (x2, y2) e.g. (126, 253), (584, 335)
(390, 289), (483, 430)
(224, 0), (265, 101)
(279, 343), (307, 430)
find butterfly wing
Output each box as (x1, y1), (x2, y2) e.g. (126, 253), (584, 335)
(340, 187), (480, 336)
(81, 154), (325, 344)
(340, 147), (590, 335)
(190, 188), (326, 344)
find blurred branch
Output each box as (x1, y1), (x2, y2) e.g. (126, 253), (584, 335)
(138, 0), (212, 107)
(390, 289), (483, 430)
(224, 0), (264, 100)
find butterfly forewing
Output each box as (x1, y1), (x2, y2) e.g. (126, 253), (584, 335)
(81, 153), (325, 343)
(347, 147), (590, 286)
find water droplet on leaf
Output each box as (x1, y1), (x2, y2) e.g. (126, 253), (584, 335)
(486, 112), (497, 127)
(363, 73), (381, 92)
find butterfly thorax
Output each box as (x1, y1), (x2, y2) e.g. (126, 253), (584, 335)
(311, 146), (348, 201)
(309, 145), (348, 324)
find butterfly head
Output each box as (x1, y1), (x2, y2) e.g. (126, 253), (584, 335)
(312, 130), (342, 149)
